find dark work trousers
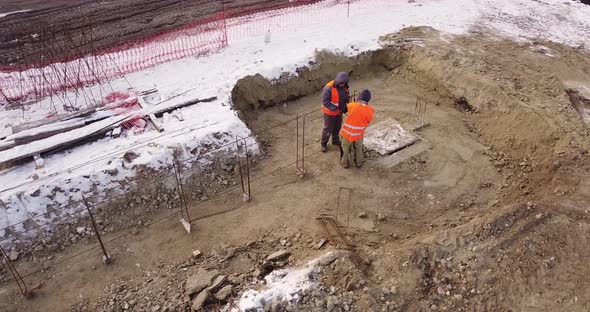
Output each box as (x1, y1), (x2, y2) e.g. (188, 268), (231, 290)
(321, 114), (343, 146)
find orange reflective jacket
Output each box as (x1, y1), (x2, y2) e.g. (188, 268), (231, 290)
(321, 81), (342, 116)
(340, 102), (375, 142)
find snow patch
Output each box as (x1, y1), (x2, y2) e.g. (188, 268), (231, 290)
(0, 10), (30, 19)
(364, 119), (421, 155)
(233, 253), (333, 311)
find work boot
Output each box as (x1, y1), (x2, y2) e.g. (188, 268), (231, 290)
(355, 163), (363, 169)
(321, 145), (328, 153)
(332, 141), (341, 147)
(341, 161), (349, 169)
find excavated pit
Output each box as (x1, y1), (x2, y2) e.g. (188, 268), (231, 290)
(226, 26), (590, 311)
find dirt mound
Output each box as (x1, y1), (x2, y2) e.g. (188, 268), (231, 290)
(231, 49), (399, 117)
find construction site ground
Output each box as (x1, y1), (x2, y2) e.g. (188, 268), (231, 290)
(2, 27), (590, 311)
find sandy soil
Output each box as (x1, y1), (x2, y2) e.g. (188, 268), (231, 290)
(1, 27), (590, 311)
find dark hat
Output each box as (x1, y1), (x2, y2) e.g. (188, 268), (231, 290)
(358, 89), (371, 102)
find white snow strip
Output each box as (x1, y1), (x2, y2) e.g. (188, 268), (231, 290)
(0, 10), (30, 19)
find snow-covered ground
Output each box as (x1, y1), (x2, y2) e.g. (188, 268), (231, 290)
(233, 252), (336, 311)
(1, 0), (590, 246)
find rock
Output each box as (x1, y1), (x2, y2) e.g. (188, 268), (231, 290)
(526, 201), (534, 208)
(316, 239), (327, 249)
(208, 275), (227, 291)
(215, 285), (233, 301)
(76, 226), (86, 234)
(377, 213), (386, 221)
(390, 286), (398, 295)
(151, 305), (161, 312)
(535, 213), (543, 219)
(326, 296), (340, 311)
(185, 268), (219, 295)
(191, 290), (209, 311)
(382, 287), (391, 296)
(192, 250), (202, 258)
(123, 151), (139, 163)
(315, 298), (325, 308)
(106, 169), (119, 176)
(345, 277), (357, 291)
(8, 251), (19, 261)
(225, 247), (236, 260)
(358, 212), (368, 218)
(280, 239), (288, 246)
(266, 250), (291, 261)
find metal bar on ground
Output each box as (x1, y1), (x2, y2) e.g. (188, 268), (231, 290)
(296, 114), (299, 172)
(173, 161), (191, 233)
(336, 187), (352, 227)
(302, 114), (306, 176)
(82, 194), (112, 265)
(347, 0), (351, 18)
(236, 137), (245, 195)
(245, 144), (251, 201)
(346, 187), (352, 228)
(0, 245), (29, 297)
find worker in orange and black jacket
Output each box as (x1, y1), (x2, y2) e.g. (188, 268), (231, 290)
(320, 72), (350, 153)
(340, 89), (375, 168)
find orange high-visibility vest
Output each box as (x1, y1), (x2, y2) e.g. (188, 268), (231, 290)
(340, 102), (375, 142)
(321, 81), (345, 116)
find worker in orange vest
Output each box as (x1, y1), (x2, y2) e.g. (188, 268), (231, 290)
(340, 89), (374, 168)
(321, 72), (350, 153)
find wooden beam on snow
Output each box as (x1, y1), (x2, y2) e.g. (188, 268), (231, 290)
(33, 154), (44, 170)
(0, 96), (217, 168)
(137, 99), (164, 133)
(12, 107), (97, 134)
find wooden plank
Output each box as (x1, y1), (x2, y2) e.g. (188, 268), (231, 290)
(137, 99), (164, 133)
(33, 154), (44, 169)
(0, 96), (217, 166)
(0, 140), (16, 152)
(111, 127), (122, 138)
(149, 114), (164, 132)
(14, 121), (87, 145)
(152, 96), (217, 117)
(173, 109), (184, 121)
(0, 114), (131, 166)
(7, 114), (111, 146)
(11, 107), (96, 134)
